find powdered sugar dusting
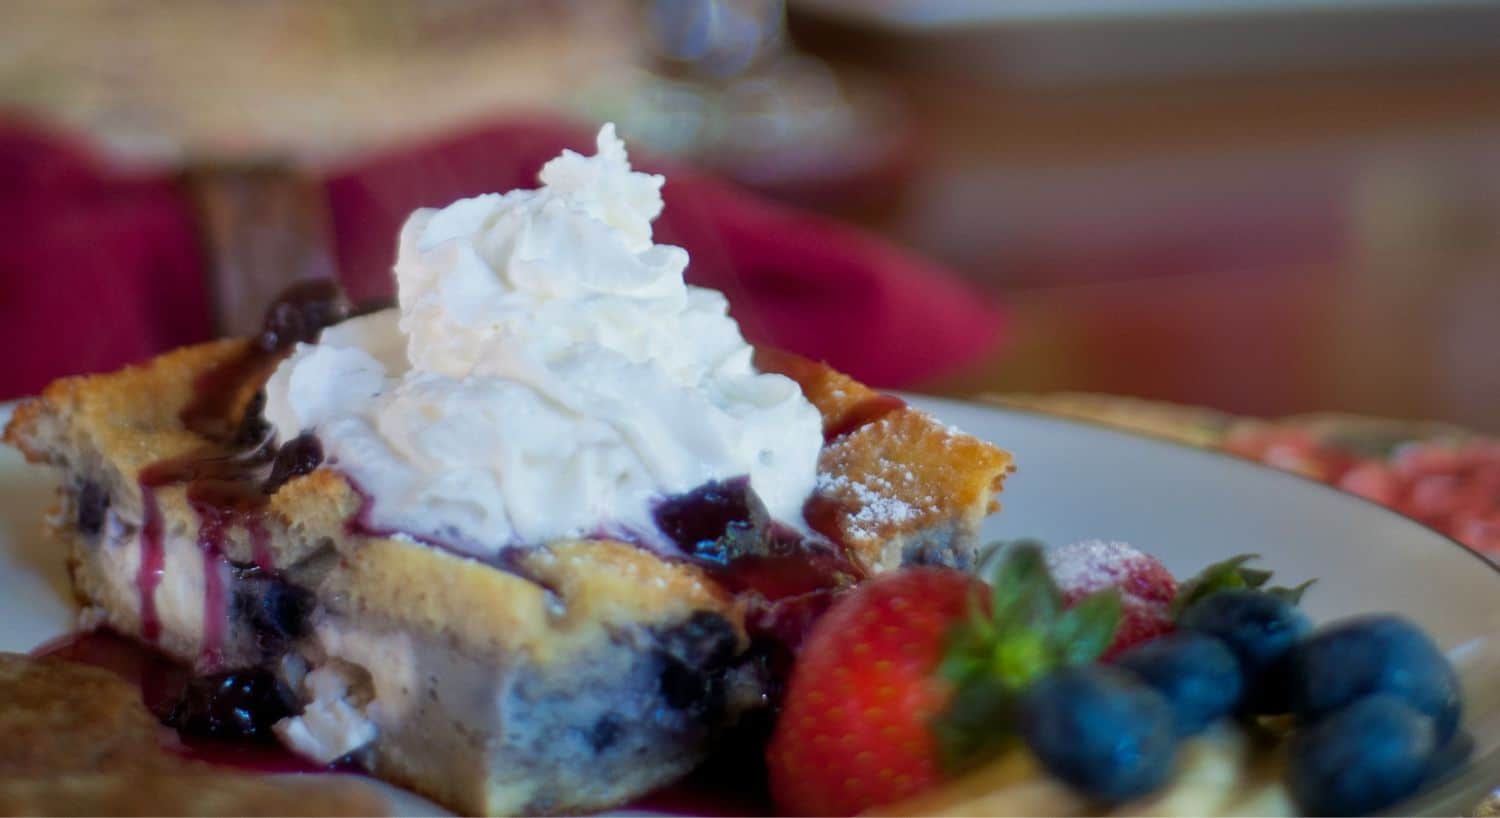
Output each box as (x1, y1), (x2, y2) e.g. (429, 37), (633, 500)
(817, 471), (935, 541)
(1046, 539), (1175, 606)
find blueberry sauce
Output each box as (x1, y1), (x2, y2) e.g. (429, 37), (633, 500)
(163, 667), (297, 741)
(137, 447), (277, 659)
(180, 280), (348, 441)
(653, 479), (863, 656)
(134, 281), (346, 659)
(136, 483), (166, 643)
(200, 557), (230, 671)
(263, 433), (323, 494)
(32, 629), (340, 775)
(655, 480), (861, 598)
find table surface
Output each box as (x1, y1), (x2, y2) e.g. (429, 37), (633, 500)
(786, 16), (1500, 435)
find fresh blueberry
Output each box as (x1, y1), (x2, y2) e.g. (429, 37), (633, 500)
(1178, 589), (1311, 713)
(1115, 632), (1245, 736)
(1017, 665), (1179, 804)
(1285, 615), (1462, 742)
(1287, 694), (1438, 816)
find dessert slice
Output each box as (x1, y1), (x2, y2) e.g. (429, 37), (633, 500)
(4, 126), (1013, 816)
(4, 317), (1011, 815)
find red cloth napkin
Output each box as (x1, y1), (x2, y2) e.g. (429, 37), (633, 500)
(2, 117), (1003, 400)
(0, 121), (213, 400)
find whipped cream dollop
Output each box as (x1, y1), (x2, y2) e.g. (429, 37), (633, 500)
(263, 125), (822, 556)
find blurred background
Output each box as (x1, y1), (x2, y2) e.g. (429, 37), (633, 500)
(4, 0), (1500, 433)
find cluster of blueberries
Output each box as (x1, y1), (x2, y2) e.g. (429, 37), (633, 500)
(1017, 589), (1467, 815)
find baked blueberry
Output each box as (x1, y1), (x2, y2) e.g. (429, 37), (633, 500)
(163, 667), (296, 741)
(654, 612), (739, 719)
(75, 480), (110, 539)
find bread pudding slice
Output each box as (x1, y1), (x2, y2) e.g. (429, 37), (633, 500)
(4, 332), (1011, 816)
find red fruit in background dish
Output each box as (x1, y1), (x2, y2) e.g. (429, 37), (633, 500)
(765, 568), (985, 816)
(1225, 427), (1355, 482)
(1337, 462), (1401, 506)
(1046, 540), (1177, 658)
(1377, 441), (1500, 557)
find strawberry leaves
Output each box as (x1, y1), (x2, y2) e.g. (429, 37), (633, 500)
(933, 543), (1121, 770)
(1171, 553), (1316, 617)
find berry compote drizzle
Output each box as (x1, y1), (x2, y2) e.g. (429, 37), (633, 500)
(134, 281), (346, 663)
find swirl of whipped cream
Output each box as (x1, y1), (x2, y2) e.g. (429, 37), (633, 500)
(263, 125), (823, 556)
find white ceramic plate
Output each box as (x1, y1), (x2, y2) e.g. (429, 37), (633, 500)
(3, 397), (1498, 813)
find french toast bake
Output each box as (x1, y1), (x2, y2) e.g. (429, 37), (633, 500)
(4, 126), (1013, 815)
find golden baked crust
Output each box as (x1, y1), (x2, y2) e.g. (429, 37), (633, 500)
(0, 774), (391, 818)
(4, 339), (247, 474)
(754, 348), (883, 436)
(756, 350), (1014, 572)
(817, 407), (1013, 573)
(0, 653), (176, 777)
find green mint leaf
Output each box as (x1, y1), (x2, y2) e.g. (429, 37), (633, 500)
(1054, 588), (1122, 666)
(989, 628), (1051, 689)
(974, 537), (1049, 578)
(1267, 579), (1317, 606)
(1174, 554), (1317, 618)
(933, 675), (1017, 772)
(1239, 567), (1274, 589)
(941, 600), (1002, 687)
(988, 542), (1062, 626)
(1172, 553), (1262, 618)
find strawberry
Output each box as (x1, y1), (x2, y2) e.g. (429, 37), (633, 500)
(1046, 540), (1178, 658)
(766, 546), (1123, 816)
(766, 568), (983, 816)
(1108, 600), (1177, 660)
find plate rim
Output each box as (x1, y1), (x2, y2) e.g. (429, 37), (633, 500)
(906, 393), (1500, 583)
